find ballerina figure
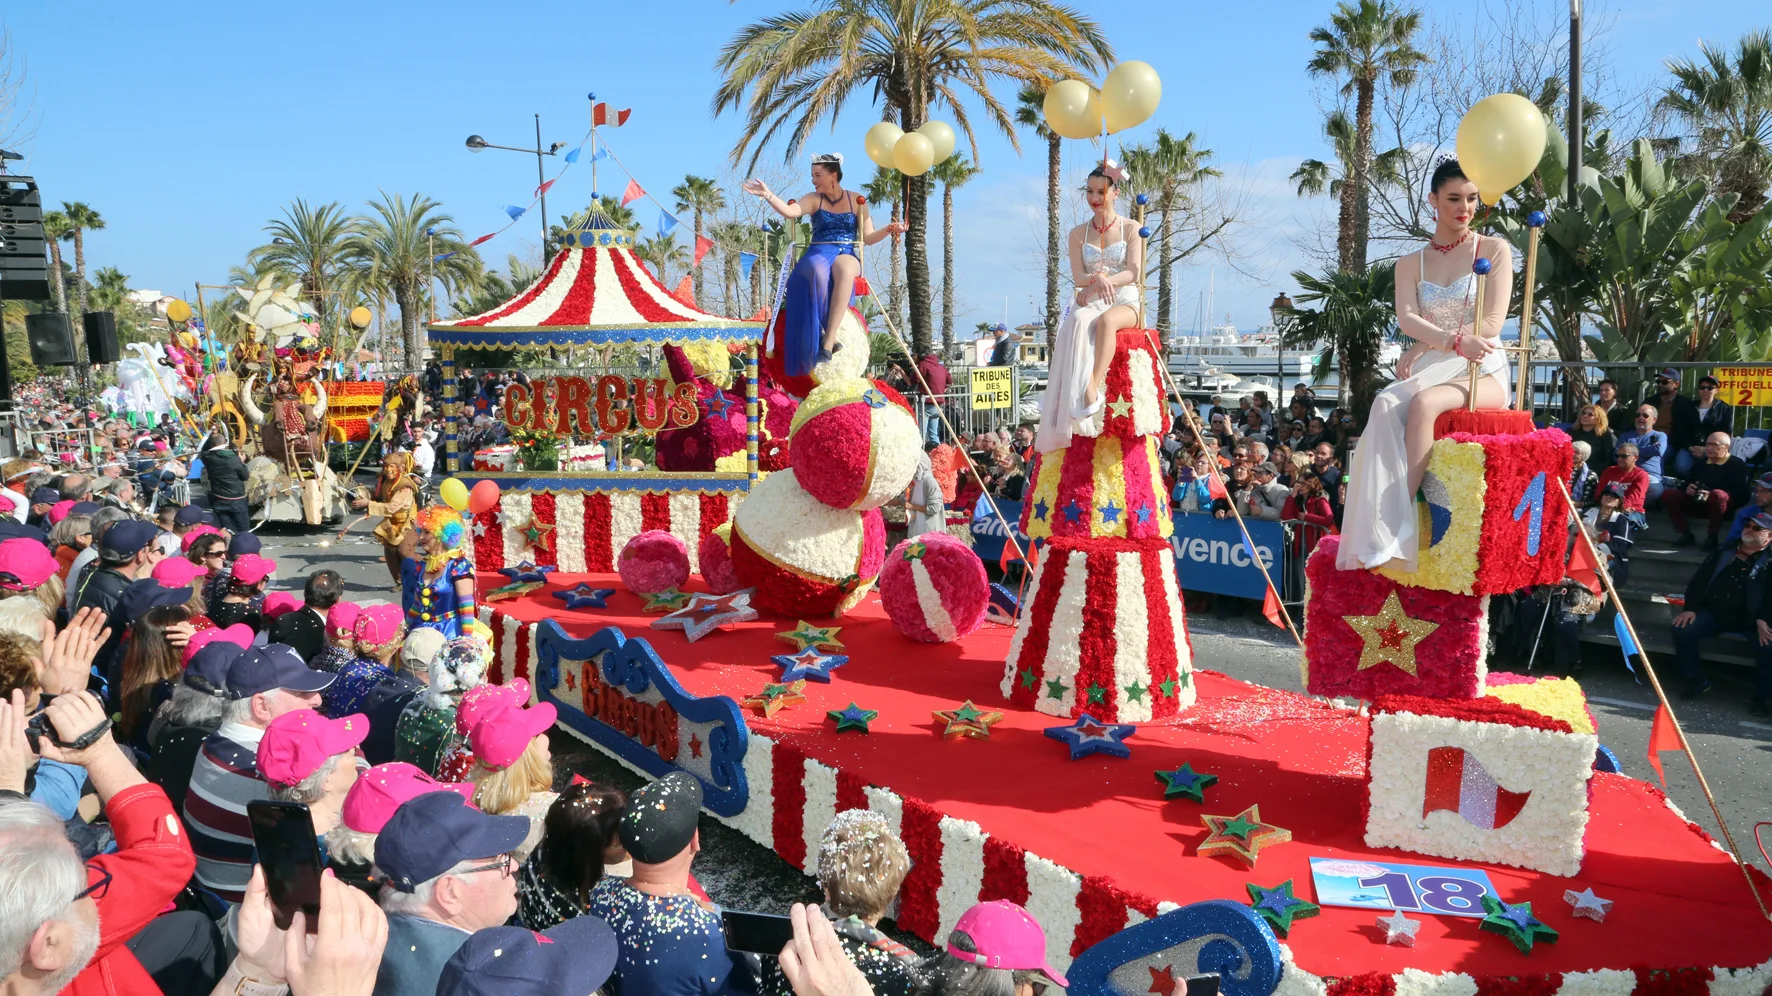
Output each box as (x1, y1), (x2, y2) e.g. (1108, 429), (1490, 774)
(1337, 158), (1512, 572)
(1035, 162), (1145, 454)
(745, 154), (906, 377)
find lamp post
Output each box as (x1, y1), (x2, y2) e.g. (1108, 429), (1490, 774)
(1568, 0), (1582, 202)
(1269, 292), (1294, 399)
(465, 114), (569, 263)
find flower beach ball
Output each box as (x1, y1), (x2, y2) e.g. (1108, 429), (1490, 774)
(618, 530), (690, 594)
(879, 534), (989, 643)
(699, 523), (742, 594)
(730, 469), (886, 617)
(789, 378), (922, 511)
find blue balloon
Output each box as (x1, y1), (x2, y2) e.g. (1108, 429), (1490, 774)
(1527, 210), (1548, 228)
(1135, 193), (1150, 205)
(1473, 257), (1494, 275)
(1138, 226), (1153, 239)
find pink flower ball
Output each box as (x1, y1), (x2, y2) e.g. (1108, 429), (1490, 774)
(879, 534), (989, 642)
(618, 530), (690, 594)
(789, 379), (921, 511)
(699, 523), (742, 594)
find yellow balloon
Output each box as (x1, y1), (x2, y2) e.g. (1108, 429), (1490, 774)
(348, 306), (372, 329)
(865, 122), (905, 168)
(165, 299), (192, 323)
(917, 121), (957, 163)
(1101, 61), (1162, 134)
(892, 133), (935, 176)
(1455, 93), (1548, 205)
(439, 477), (470, 511)
(1042, 79), (1102, 140)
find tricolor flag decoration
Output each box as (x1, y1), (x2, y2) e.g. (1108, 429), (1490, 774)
(1423, 745), (1531, 829)
(593, 103), (632, 127)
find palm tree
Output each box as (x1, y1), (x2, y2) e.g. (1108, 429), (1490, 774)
(862, 166), (907, 330)
(711, 221), (765, 316)
(59, 201), (105, 320)
(348, 192), (484, 371)
(1659, 29), (1772, 222)
(671, 176), (727, 307)
(714, 0), (1114, 358)
(1306, 0), (1427, 273)
(633, 233), (690, 287)
(89, 266), (130, 312)
(247, 200), (362, 320)
(930, 155), (981, 354)
(41, 210), (69, 313)
(1123, 129), (1220, 348)
(1015, 84), (1063, 346)
(1278, 263), (1397, 416)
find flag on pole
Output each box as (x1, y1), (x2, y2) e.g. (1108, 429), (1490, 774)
(658, 211), (679, 236)
(1261, 586), (1286, 630)
(1613, 613), (1639, 675)
(1206, 472), (1228, 500)
(593, 103), (632, 127)
(739, 252), (758, 280)
(1647, 702), (1682, 787)
(1568, 535), (1603, 595)
(694, 235), (714, 265)
(535, 179), (556, 197)
(853, 275), (872, 297)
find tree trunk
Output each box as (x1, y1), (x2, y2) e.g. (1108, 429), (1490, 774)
(46, 241), (66, 313)
(71, 232), (89, 365)
(904, 169), (933, 359)
(941, 183), (955, 355)
(397, 283), (420, 372)
(692, 208), (706, 307)
(1156, 195), (1173, 354)
(1045, 132), (1062, 348)
(750, 242), (766, 317)
(1350, 77), (1375, 273)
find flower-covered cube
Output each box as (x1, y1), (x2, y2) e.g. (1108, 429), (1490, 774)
(1302, 537), (1488, 700)
(1376, 427), (1574, 596)
(1364, 694), (1599, 877)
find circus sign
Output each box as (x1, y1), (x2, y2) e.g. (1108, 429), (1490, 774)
(501, 375), (700, 436)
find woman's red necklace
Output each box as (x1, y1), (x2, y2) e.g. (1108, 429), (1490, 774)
(1430, 232), (1469, 254)
(1091, 213), (1119, 235)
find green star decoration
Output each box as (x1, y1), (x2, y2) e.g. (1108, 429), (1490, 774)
(642, 588), (692, 612)
(902, 541), (929, 561)
(777, 620), (846, 652)
(1154, 763), (1218, 803)
(1478, 895), (1559, 954)
(827, 703), (878, 734)
(1018, 668), (1037, 690)
(1124, 680), (1147, 703)
(1086, 682), (1107, 704)
(1220, 814), (1261, 840)
(1246, 881), (1319, 937)
(1045, 678), (1069, 700)
(1158, 676), (1178, 698)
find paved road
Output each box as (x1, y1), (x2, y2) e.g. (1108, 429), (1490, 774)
(252, 520), (1772, 922)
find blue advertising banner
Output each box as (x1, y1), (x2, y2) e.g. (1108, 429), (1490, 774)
(1170, 512), (1284, 599)
(970, 497), (1029, 564)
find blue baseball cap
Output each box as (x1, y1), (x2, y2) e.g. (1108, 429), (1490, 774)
(375, 791), (530, 893)
(226, 644), (334, 699)
(435, 918), (619, 996)
(174, 505), (212, 526)
(69, 501), (99, 517)
(184, 642), (244, 696)
(111, 578), (191, 627)
(100, 520), (158, 558)
(1657, 368), (1679, 382)
(227, 532), (261, 557)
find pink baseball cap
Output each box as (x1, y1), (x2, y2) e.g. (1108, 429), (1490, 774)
(340, 762), (475, 834)
(327, 601), (363, 638)
(182, 623), (255, 665)
(231, 553), (277, 586)
(468, 700), (558, 770)
(262, 591), (303, 618)
(454, 680), (533, 737)
(152, 557), (207, 587)
(48, 500), (76, 525)
(0, 538), (58, 591)
(257, 709), (369, 788)
(353, 604), (405, 652)
(180, 525), (223, 552)
(947, 901), (1068, 989)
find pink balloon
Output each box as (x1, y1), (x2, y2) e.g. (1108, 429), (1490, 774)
(467, 479), (502, 515)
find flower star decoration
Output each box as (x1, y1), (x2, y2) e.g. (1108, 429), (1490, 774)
(1154, 763), (1218, 803)
(1563, 887), (1613, 923)
(517, 516), (556, 554)
(1107, 397), (1133, 419)
(933, 700), (1003, 740)
(1344, 590), (1439, 675)
(1479, 894), (1559, 954)
(1377, 910), (1421, 947)
(552, 584), (616, 610)
(773, 647), (849, 683)
(651, 590), (758, 642)
(1043, 714), (1136, 760)
(641, 588), (693, 613)
(742, 680), (808, 717)
(1245, 880), (1319, 937)
(776, 620), (845, 652)
(827, 702), (878, 734)
(1197, 805), (1291, 867)
(498, 560), (557, 585)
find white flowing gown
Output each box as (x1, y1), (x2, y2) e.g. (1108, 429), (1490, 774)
(1336, 255), (1510, 572)
(1036, 237), (1141, 455)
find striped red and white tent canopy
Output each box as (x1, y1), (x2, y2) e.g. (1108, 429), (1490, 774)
(427, 216), (763, 347)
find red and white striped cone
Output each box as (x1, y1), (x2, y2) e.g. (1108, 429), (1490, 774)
(1000, 536), (1195, 722)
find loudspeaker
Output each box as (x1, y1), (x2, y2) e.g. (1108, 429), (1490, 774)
(25, 312), (76, 365)
(83, 311), (119, 364)
(0, 177), (49, 302)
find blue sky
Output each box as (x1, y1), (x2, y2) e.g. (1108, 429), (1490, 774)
(2, 0), (1764, 337)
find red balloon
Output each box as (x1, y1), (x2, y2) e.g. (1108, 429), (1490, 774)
(467, 479), (502, 515)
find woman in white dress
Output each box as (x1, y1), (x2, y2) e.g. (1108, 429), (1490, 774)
(1036, 162), (1145, 454)
(1338, 159), (1513, 572)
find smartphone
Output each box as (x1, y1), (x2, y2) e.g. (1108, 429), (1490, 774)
(722, 910), (796, 956)
(247, 800), (323, 933)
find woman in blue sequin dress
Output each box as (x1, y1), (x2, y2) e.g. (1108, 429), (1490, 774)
(745, 154), (906, 378)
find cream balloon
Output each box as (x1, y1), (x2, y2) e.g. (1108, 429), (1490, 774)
(1101, 61), (1162, 134)
(917, 121), (956, 163)
(1042, 80), (1103, 140)
(1455, 93), (1548, 205)
(865, 122), (905, 168)
(892, 132), (935, 176)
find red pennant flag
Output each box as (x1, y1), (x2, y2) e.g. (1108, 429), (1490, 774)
(1261, 586), (1286, 630)
(1568, 535), (1603, 595)
(469, 233), (496, 247)
(1647, 703), (1682, 788)
(1205, 472), (1228, 500)
(535, 179), (556, 198)
(747, 306), (768, 322)
(670, 275), (696, 307)
(694, 235), (714, 266)
(999, 539), (1037, 574)
(593, 103), (632, 127)
(853, 275), (872, 297)
(621, 179), (645, 207)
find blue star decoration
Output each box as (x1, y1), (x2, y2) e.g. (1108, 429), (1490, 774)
(1154, 763), (1218, 803)
(861, 388), (888, 409)
(1033, 498), (1050, 522)
(551, 584), (616, 610)
(1133, 503), (1152, 525)
(1245, 880), (1319, 937)
(1101, 500), (1122, 525)
(827, 702), (877, 733)
(773, 647), (850, 683)
(1043, 714), (1136, 760)
(1479, 894), (1558, 954)
(1061, 500), (1085, 525)
(703, 394), (735, 421)
(651, 589), (759, 642)
(498, 560), (556, 585)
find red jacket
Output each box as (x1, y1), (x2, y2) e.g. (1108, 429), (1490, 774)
(67, 783), (196, 996)
(1596, 465), (1649, 511)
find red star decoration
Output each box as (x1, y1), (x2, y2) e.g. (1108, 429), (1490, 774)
(564, 671), (576, 691)
(689, 734), (703, 759)
(1148, 965), (1177, 996)
(1377, 622), (1409, 649)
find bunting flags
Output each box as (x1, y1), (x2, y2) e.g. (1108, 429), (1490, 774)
(658, 211), (679, 236)
(433, 251), (459, 262)
(564, 147), (582, 164)
(739, 252), (758, 280)
(1647, 702), (1682, 787)
(621, 179), (645, 207)
(503, 205), (526, 220)
(535, 179), (556, 197)
(593, 103), (631, 127)
(670, 275), (696, 307)
(694, 235), (714, 265)
(469, 233), (497, 247)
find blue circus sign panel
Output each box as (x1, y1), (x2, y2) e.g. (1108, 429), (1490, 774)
(532, 621), (751, 816)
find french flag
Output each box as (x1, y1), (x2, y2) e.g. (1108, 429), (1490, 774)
(593, 103), (631, 127)
(1423, 746), (1531, 830)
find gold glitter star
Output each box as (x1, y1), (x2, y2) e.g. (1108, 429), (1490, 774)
(776, 620), (845, 652)
(742, 680), (808, 717)
(932, 700), (1003, 740)
(1107, 397), (1133, 419)
(1343, 591), (1439, 676)
(1198, 805), (1291, 867)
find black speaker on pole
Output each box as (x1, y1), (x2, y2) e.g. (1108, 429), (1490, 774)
(25, 312), (76, 366)
(83, 311), (119, 364)
(0, 176), (50, 302)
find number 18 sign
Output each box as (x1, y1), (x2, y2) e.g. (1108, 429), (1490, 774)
(1308, 857), (1498, 918)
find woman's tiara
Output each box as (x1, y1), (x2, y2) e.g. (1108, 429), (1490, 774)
(812, 152), (845, 166)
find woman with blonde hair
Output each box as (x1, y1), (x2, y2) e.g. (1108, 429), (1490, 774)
(1569, 403), (1615, 474)
(467, 699), (560, 860)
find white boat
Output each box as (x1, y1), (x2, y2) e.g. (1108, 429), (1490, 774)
(1167, 320), (1323, 382)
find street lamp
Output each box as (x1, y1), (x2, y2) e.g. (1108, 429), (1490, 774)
(1269, 292), (1294, 397)
(462, 114), (562, 263)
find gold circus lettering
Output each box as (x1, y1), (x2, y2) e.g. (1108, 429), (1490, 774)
(578, 661), (681, 762)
